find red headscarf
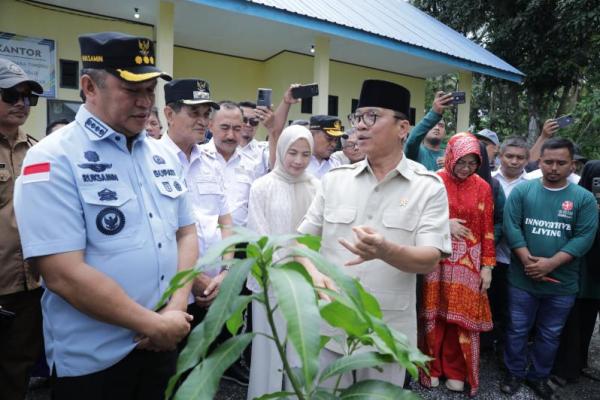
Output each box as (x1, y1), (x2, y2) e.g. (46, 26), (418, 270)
(444, 132), (482, 179)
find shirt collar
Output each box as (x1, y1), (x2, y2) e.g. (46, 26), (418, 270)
(162, 132), (202, 166)
(493, 168), (528, 182)
(352, 155), (414, 181)
(75, 105), (117, 142)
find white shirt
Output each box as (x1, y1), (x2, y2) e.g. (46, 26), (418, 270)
(200, 139), (261, 227)
(329, 150), (351, 166)
(492, 168), (529, 264)
(525, 168), (580, 184)
(307, 155), (342, 179)
(160, 133), (231, 275)
(240, 139), (270, 177)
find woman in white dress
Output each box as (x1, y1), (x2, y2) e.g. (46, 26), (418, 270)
(246, 125), (320, 399)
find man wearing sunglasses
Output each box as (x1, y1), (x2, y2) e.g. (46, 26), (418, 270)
(0, 57), (44, 400)
(298, 79), (451, 387)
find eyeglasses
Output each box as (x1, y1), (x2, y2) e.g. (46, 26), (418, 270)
(455, 160), (479, 169)
(342, 142), (359, 150)
(347, 111), (404, 128)
(243, 117), (259, 127)
(0, 88), (39, 106)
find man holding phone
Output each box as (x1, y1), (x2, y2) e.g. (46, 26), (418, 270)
(404, 91), (453, 171)
(238, 85), (301, 175)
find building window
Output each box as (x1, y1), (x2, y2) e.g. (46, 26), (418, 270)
(60, 59), (79, 89)
(328, 95), (338, 116)
(351, 99), (359, 113)
(409, 107), (416, 126)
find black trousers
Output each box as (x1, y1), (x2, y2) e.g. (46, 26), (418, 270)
(552, 298), (600, 381)
(0, 287), (43, 400)
(51, 349), (177, 400)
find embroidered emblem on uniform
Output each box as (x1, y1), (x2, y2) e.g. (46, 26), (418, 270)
(96, 207), (125, 235)
(333, 120), (342, 130)
(162, 182), (173, 192)
(153, 155), (166, 165)
(173, 181), (182, 192)
(135, 40), (154, 65)
(84, 151), (100, 162)
(84, 118), (108, 138)
(399, 198), (408, 206)
(98, 188), (118, 201)
(78, 162), (112, 172)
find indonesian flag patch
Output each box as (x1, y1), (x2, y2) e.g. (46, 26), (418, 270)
(22, 162), (51, 184)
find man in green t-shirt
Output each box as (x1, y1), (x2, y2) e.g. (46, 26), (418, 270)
(501, 138), (598, 399)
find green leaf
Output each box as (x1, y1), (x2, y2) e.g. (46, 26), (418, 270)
(194, 232), (258, 270)
(319, 335), (331, 351)
(155, 268), (199, 310)
(319, 352), (394, 383)
(320, 301), (369, 337)
(225, 295), (253, 335)
(173, 333), (254, 400)
(165, 257), (254, 398)
(255, 391), (295, 400)
(296, 234), (322, 251)
(339, 379), (419, 399)
(289, 245), (359, 301)
(311, 389), (338, 400)
(270, 263), (321, 392)
(354, 281), (382, 319)
(246, 242), (262, 259)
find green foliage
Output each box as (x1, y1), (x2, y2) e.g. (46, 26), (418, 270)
(413, 0), (600, 158)
(167, 233), (429, 399)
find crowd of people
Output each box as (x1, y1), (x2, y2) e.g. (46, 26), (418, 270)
(0, 30), (598, 400)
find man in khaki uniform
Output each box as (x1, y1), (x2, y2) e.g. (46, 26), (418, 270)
(298, 79), (451, 386)
(0, 57), (44, 399)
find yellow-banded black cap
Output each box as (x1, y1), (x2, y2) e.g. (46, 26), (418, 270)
(79, 32), (171, 82)
(309, 115), (344, 137)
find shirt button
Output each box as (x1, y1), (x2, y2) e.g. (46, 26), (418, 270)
(148, 212), (153, 218)
(374, 188), (379, 192)
(158, 243), (162, 249)
(160, 275), (165, 281)
(115, 136), (121, 141)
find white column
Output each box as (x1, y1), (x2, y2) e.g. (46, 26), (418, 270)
(154, 1), (174, 114)
(313, 35), (330, 115)
(456, 70), (472, 132)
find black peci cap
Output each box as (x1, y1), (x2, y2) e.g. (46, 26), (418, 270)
(357, 79), (410, 117)
(79, 32), (171, 82)
(164, 79), (219, 109)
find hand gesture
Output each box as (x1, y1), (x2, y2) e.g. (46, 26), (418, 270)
(255, 106), (275, 131)
(192, 273), (219, 307)
(339, 226), (388, 266)
(524, 255), (556, 280)
(449, 218), (471, 240)
(541, 119), (559, 138)
(480, 267), (492, 293)
(283, 83), (302, 105)
(433, 91), (453, 114)
(136, 310), (193, 351)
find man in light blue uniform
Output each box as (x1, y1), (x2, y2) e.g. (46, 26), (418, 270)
(13, 32), (198, 399)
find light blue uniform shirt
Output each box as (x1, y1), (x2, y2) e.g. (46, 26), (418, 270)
(13, 105), (194, 377)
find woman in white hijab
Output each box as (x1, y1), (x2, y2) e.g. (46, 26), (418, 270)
(246, 125), (320, 399)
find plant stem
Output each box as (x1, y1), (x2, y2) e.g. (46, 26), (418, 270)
(261, 259), (307, 400)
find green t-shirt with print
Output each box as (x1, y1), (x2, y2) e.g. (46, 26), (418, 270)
(503, 179), (598, 296)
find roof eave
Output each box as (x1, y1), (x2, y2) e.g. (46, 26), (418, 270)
(190, 0), (525, 84)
